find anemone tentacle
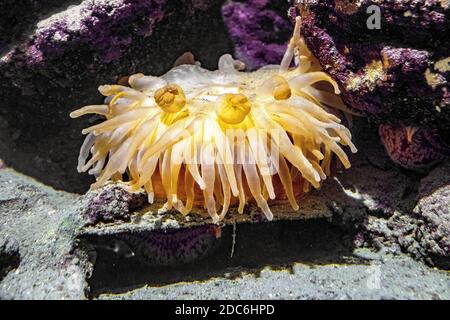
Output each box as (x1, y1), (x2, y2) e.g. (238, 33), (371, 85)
(70, 17), (357, 222)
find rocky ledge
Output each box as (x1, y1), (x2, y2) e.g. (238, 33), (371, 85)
(0, 123), (448, 299)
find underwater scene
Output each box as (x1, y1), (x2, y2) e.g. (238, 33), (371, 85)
(0, 0), (449, 302)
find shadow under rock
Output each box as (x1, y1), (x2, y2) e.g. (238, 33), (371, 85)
(84, 219), (362, 297)
(0, 243), (20, 282)
(340, 120), (424, 216)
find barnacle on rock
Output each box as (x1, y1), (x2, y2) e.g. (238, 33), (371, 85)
(71, 17), (357, 223)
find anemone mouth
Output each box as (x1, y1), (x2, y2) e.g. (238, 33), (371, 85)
(70, 17), (357, 223)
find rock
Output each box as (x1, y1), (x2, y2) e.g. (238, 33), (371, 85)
(81, 183), (147, 225)
(379, 123), (450, 169)
(298, 0), (450, 167)
(0, 237), (20, 281)
(0, 0), (76, 54)
(299, 0), (449, 123)
(357, 160), (450, 269)
(414, 161), (450, 268)
(0, 0), (233, 193)
(98, 224), (223, 267)
(96, 250), (450, 300)
(0, 168), (88, 299)
(21, 0), (166, 65)
(221, 0), (291, 70)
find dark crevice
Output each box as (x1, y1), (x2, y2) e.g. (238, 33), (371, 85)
(0, 250), (20, 282)
(310, 2), (450, 53)
(82, 219), (362, 298)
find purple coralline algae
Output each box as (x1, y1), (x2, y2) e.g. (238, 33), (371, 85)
(2, 0), (217, 64)
(379, 123), (450, 169)
(0, 0), (75, 55)
(221, 0), (292, 70)
(298, 0), (450, 168)
(83, 184), (147, 225)
(117, 225), (222, 266)
(0, 0), (229, 193)
(22, 0), (166, 64)
(299, 0), (449, 121)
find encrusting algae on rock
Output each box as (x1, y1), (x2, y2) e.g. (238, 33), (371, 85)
(70, 17), (357, 223)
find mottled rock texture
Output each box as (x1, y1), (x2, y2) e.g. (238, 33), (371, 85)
(82, 183), (147, 224)
(359, 160), (450, 269)
(300, 0), (449, 124)
(0, 0), (233, 193)
(0, 0), (77, 53)
(379, 123), (450, 168)
(414, 161), (450, 267)
(112, 225), (222, 266)
(298, 0), (450, 168)
(221, 0), (292, 70)
(0, 168), (88, 299)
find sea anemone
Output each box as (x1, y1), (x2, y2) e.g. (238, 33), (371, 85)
(379, 123), (450, 169)
(71, 17), (357, 222)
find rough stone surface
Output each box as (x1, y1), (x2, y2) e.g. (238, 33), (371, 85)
(221, 0), (292, 70)
(414, 161), (450, 267)
(357, 160), (450, 269)
(300, 0), (450, 126)
(82, 184), (147, 224)
(298, 0), (450, 168)
(0, 237), (20, 281)
(0, 0), (233, 193)
(0, 0), (77, 53)
(97, 251), (450, 300)
(0, 169), (88, 299)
